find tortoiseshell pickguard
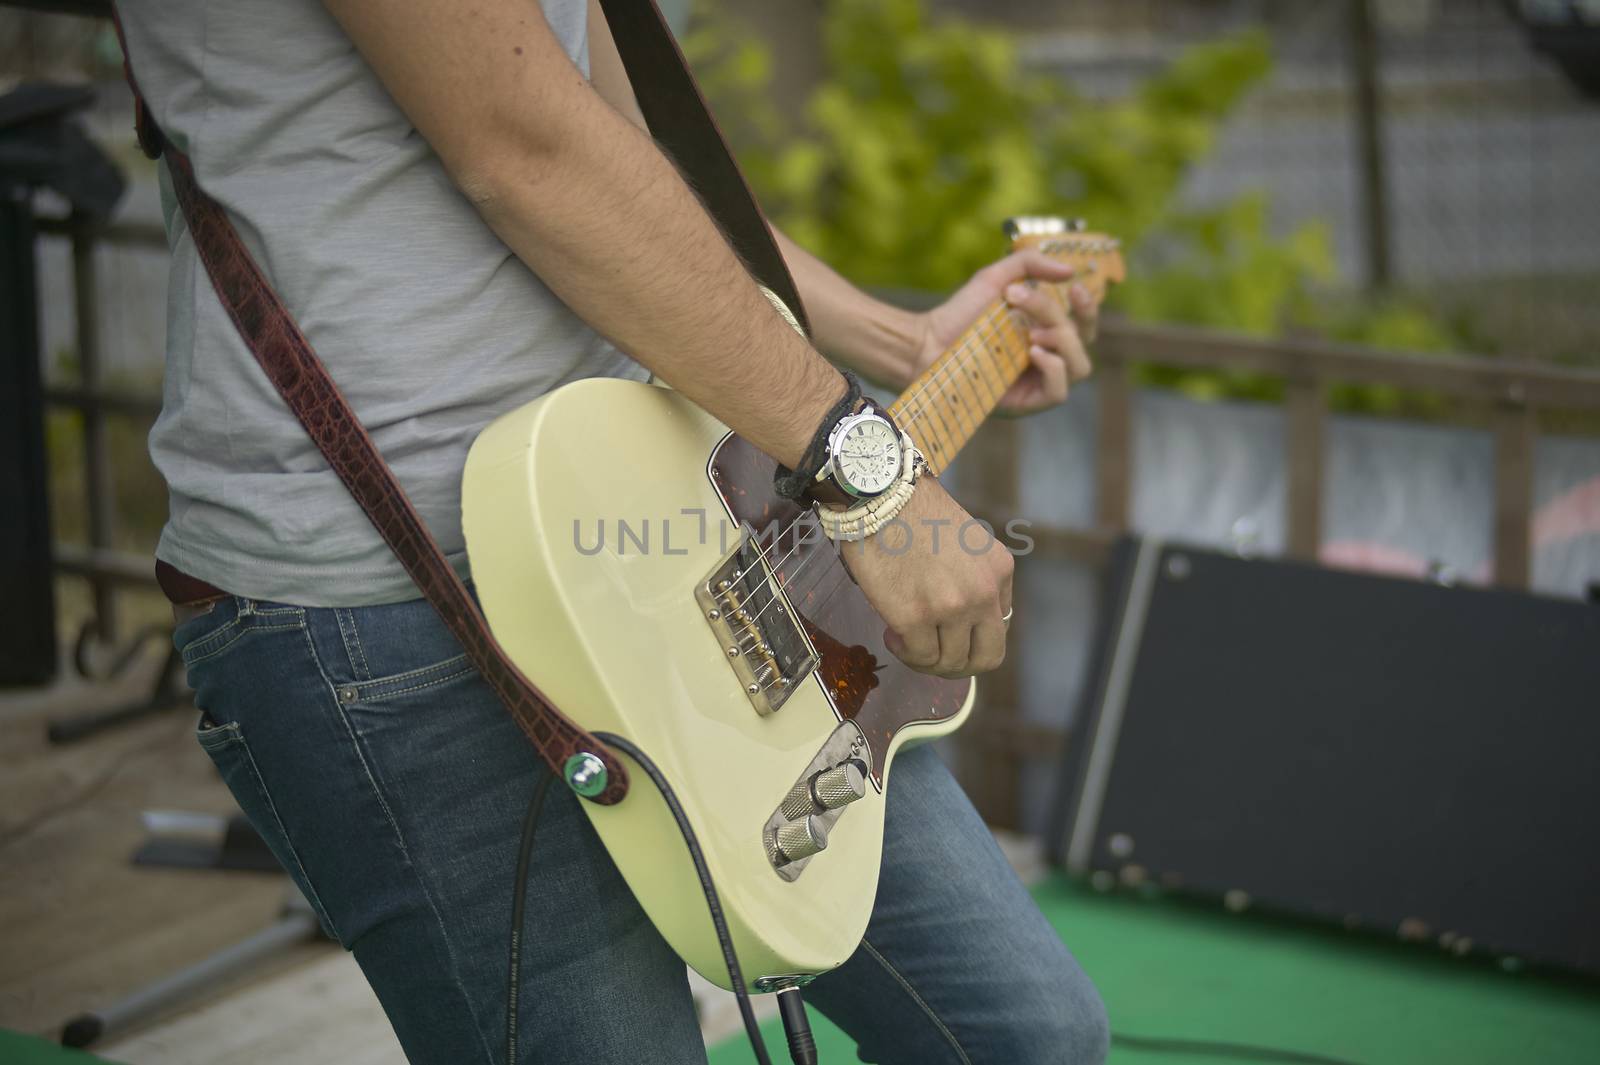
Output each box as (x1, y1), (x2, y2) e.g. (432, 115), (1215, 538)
(708, 434), (972, 785)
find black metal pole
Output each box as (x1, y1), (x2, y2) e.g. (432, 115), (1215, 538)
(0, 190), (59, 685)
(1348, 0), (1392, 291)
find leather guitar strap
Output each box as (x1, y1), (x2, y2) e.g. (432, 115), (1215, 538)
(110, 1), (806, 805)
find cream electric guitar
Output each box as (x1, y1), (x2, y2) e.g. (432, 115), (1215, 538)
(462, 217), (1124, 992)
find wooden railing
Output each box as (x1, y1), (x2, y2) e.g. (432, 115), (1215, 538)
(960, 320), (1600, 829)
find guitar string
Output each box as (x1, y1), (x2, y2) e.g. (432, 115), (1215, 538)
(741, 293), (1031, 588)
(723, 277), (1082, 654)
(907, 272), (1070, 422)
(891, 290), (1029, 436)
(894, 278), (1068, 462)
(736, 301), (1019, 621)
(729, 325), (1021, 651)
(738, 279), (1084, 689)
(751, 436), (1027, 696)
(728, 289), (1059, 643)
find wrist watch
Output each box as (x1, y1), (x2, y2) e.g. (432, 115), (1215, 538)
(810, 403), (906, 508)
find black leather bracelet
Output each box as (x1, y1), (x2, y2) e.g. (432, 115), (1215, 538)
(773, 372), (862, 501)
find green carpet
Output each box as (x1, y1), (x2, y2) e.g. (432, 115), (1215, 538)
(708, 874), (1600, 1064)
(0, 1030), (112, 1064)
(10, 875), (1597, 1065)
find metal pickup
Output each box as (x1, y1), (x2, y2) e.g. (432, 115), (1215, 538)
(695, 534), (820, 716)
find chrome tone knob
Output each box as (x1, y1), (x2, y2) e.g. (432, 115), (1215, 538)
(813, 762), (866, 811)
(768, 815), (829, 868)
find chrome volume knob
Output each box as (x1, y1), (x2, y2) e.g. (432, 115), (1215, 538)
(768, 814), (829, 868)
(779, 761), (867, 820)
(813, 762), (866, 810)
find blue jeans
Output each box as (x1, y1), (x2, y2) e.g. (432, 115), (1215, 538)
(176, 592), (1107, 1064)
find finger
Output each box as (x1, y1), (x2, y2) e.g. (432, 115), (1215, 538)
(1024, 343), (1069, 406)
(1068, 281), (1100, 344)
(1004, 281), (1068, 332)
(1053, 325), (1093, 383)
(956, 251), (1077, 344)
(935, 621), (972, 678)
(1029, 324), (1090, 385)
(885, 624), (939, 671)
(967, 617), (1008, 675)
(998, 557), (1014, 620)
(982, 248), (1078, 291)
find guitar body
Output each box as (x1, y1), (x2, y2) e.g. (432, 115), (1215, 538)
(462, 376), (974, 991)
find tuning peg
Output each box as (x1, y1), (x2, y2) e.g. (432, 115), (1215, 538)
(1004, 216), (1074, 240)
(1004, 217), (1096, 244)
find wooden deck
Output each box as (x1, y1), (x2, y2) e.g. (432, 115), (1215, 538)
(0, 658), (396, 1062)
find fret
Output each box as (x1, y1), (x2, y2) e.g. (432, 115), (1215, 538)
(925, 371), (973, 445)
(965, 324), (1003, 406)
(891, 303), (1026, 474)
(954, 357), (993, 414)
(903, 403), (955, 470)
(993, 310), (1032, 377)
(975, 313), (1017, 397)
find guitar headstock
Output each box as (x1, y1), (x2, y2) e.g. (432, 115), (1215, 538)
(1003, 216), (1126, 305)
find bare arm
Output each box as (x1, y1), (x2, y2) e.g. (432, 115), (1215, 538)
(587, 10), (920, 389)
(321, 0), (841, 469)
(770, 230), (927, 389)
(327, 0), (1015, 679)
(588, 2), (1092, 409)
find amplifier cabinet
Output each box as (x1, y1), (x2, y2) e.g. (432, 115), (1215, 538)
(1049, 537), (1600, 975)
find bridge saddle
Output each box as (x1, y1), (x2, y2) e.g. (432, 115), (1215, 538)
(695, 534), (820, 716)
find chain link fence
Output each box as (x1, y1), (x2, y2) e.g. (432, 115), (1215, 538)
(992, 0), (1600, 363)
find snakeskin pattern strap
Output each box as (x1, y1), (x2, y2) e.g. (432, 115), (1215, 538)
(161, 146), (630, 804)
(109, 7), (633, 804)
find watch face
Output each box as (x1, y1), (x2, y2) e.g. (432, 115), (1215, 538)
(835, 416), (903, 495)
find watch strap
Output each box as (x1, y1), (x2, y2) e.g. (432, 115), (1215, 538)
(773, 372), (861, 501)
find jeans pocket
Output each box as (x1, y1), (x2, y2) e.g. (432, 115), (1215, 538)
(195, 716), (340, 940)
(179, 598), (305, 670)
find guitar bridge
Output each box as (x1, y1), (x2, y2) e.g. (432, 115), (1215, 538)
(696, 535), (820, 715)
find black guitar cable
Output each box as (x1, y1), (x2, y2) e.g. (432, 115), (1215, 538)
(506, 732), (782, 1065)
(504, 766), (554, 1064)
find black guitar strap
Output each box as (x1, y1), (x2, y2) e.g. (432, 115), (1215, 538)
(597, 0), (810, 333)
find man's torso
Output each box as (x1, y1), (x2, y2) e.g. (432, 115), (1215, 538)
(121, 0), (646, 606)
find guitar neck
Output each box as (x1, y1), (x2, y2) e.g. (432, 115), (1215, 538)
(885, 224), (1124, 473)
(887, 293), (1048, 474)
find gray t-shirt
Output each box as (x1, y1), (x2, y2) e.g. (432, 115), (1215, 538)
(121, 0), (647, 606)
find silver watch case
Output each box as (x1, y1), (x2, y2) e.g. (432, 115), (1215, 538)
(816, 407), (905, 500)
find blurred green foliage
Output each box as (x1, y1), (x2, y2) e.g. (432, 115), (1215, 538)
(686, 0), (1461, 406)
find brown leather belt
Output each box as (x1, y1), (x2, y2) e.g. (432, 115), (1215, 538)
(157, 559), (229, 625)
